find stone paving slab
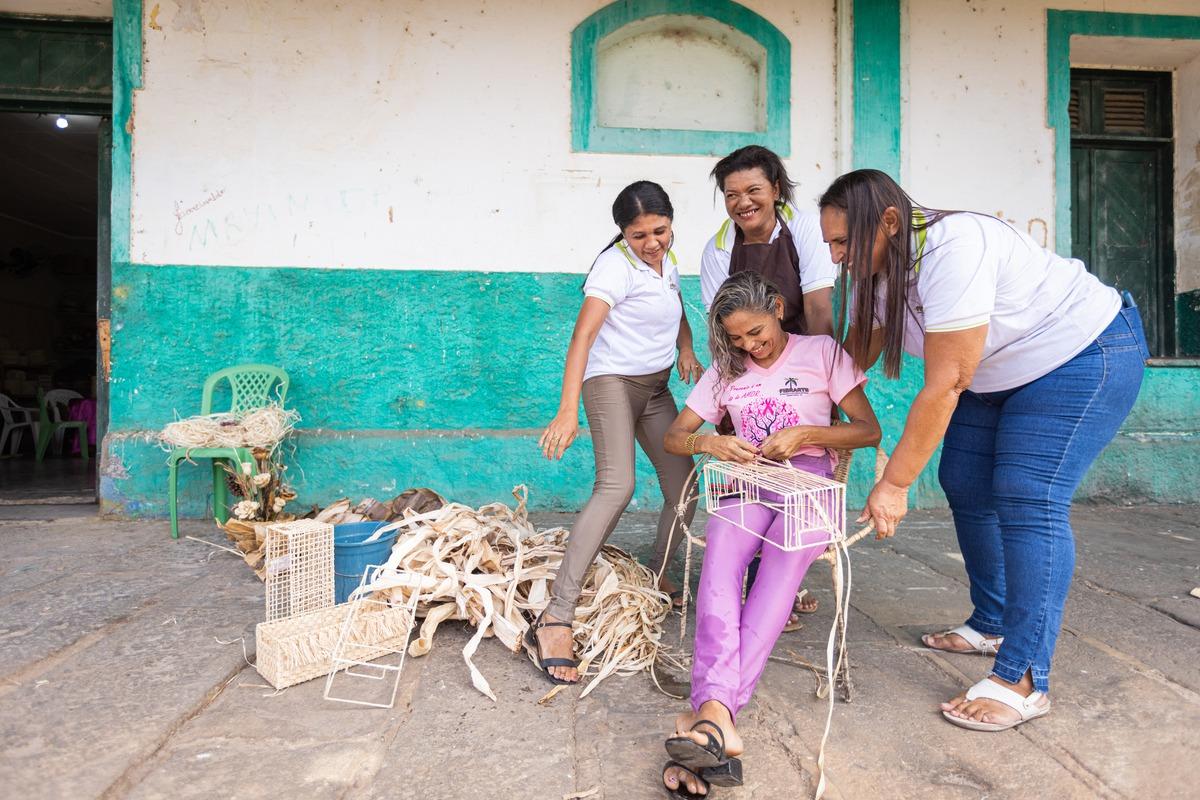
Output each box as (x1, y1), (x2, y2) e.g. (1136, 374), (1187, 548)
(0, 506), (1197, 799)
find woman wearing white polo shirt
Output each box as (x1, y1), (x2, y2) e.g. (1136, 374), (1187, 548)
(532, 181), (702, 685)
(819, 169), (1147, 732)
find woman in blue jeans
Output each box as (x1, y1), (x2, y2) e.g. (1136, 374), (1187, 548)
(817, 169), (1146, 732)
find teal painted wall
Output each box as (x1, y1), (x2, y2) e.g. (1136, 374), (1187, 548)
(101, 264), (1200, 518)
(852, 0), (900, 175)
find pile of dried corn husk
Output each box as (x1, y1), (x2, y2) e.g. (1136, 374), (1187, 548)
(310, 488), (445, 524)
(361, 486), (670, 701)
(220, 488), (447, 580)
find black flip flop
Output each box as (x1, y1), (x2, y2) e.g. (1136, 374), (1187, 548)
(662, 761), (709, 799)
(700, 759), (743, 788)
(669, 589), (685, 609)
(523, 617), (579, 686)
(665, 720), (741, 774)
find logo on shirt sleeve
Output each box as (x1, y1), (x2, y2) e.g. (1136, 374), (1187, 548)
(779, 377), (809, 396)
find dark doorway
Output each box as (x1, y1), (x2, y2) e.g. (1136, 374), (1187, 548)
(0, 14), (111, 505)
(1070, 69), (1175, 356)
(0, 112), (102, 503)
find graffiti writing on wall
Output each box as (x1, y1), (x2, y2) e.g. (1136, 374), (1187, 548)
(173, 188), (225, 235)
(995, 211), (1048, 248)
(174, 186), (394, 253)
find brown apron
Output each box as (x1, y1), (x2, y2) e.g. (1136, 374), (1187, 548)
(729, 214), (807, 334)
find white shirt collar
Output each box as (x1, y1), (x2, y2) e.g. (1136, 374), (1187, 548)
(616, 240), (677, 273)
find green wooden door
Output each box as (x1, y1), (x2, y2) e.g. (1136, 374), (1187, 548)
(1070, 70), (1174, 356)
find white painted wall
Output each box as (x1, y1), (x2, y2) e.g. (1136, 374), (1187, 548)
(902, 0), (1200, 254)
(130, 0), (837, 274)
(0, 0), (110, 15)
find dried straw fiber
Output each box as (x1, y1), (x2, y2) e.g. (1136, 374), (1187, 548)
(256, 602), (413, 690)
(361, 486), (670, 700)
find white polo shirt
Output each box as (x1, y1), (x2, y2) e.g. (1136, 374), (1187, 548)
(873, 212), (1121, 392)
(582, 241), (682, 381)
(699, 203), (839, 309)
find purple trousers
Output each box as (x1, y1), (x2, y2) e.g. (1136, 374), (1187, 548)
(691, 454), (832, 720)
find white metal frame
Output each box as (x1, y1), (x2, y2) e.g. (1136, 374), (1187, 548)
(323, 564), (420, 709)
(701, 457), (846, 552)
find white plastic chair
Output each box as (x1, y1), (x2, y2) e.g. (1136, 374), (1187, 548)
(0, 393), (36, 456)
(43, 389), (83, 456)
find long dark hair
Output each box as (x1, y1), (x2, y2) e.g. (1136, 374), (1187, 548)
(708, 272), (784, 391)
(818, 169), (950, 378)
(711, 145), (797, 209)
(598, 180), (675, 255)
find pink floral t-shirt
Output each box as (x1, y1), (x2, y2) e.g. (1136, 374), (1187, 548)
(686, 334), (867, 458)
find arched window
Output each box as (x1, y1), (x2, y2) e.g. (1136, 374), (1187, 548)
(572, 0), (791, 155)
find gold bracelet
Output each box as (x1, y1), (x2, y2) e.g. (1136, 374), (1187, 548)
(685, 432), (700, 454)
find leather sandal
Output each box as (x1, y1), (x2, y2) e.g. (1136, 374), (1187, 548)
(665, 720), (742, 778)
(922, 623), (1003, 655)
(662, 761), (709, 799)
(942, 678), (1050, 732)
(783, 590), (819, 632)
(523, 615), (579, 685)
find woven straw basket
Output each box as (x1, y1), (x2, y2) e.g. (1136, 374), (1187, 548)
(255, 601), (412, 690)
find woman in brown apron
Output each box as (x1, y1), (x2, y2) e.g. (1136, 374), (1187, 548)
(698, 145), (840, 624)
(699, 145), (837, 338)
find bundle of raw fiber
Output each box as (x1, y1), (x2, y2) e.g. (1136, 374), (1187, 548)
(160, 404), (299, 451)
(359, 486), (670, 701)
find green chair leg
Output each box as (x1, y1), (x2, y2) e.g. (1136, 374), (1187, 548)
(168, 457), (180, 539)
(34, 422), (51, 462)
(213, 458), (230, 524)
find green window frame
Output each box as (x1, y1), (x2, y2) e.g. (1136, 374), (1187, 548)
(571, 0), (791, 156)
(1047, 9), (1200, 358)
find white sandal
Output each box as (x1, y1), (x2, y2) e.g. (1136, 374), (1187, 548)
(922, 624), (1003, 655)
(942, 678), (1050, 732)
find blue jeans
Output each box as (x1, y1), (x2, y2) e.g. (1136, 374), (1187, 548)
(938, 302), (1147, 692)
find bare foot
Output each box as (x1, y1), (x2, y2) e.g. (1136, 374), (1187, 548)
(662, 763), (708, 797)
(673, 699), (745, 758)
(660, 576), (683, 607)
(940, 673), (1047, 725)
(923, 630), (1001, 653)
(535, 614), (578, 683)
(794, 591), (818, 614)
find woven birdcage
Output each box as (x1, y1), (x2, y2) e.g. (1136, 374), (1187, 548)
(701, 457), (846, 552)
(263, 519), (334, 622)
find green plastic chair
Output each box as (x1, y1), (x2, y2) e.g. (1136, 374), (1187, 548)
(167, 364), (289, 539)
(34, 389), (89, 462)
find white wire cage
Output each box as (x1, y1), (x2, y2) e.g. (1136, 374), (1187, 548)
(263, 519), (335, 622)
(701, 457), (846, 552)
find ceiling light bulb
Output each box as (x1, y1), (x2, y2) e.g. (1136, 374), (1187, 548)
(55, 116), (68, 129)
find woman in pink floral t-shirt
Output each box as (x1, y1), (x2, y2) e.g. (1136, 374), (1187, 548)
(658, 272), (881, 798)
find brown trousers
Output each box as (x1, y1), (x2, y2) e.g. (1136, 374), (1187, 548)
(545, 368), (698, 621)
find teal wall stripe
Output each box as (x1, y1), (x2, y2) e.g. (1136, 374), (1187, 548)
(851, 0), (901, 176)
(111, 0), (140, 265)
(1046, 9), (1200, 255)
(570, 0), (791, 156)
(99, 263), (1200, 516)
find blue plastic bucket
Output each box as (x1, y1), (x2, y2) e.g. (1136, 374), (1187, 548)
(333, 521), (397, 603)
